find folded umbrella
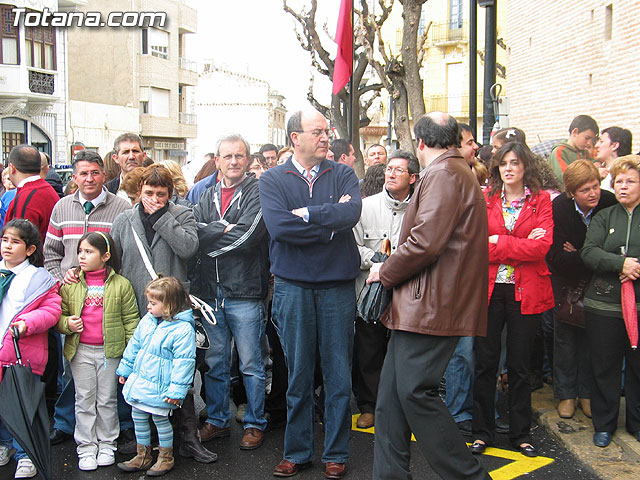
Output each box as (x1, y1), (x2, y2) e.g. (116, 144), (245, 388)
(621, 280), (639, 350)
(0, 327), (52, 480)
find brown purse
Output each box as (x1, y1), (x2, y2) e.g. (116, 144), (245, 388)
(556, 280), (588, 328)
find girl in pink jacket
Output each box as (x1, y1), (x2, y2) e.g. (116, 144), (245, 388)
(0, 219), (61, 479)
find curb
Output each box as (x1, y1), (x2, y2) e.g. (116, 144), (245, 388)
(532, 384), (640, 479)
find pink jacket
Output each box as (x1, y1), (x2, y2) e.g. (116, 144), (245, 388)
(0, 278), (61, 381)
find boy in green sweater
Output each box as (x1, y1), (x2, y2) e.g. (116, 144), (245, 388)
(549, 115), (599, 181)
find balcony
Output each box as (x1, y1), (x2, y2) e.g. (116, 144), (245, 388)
(179, 57), (197, 71)
(425, 93), (483, 118)
(179, 112), (197, 125)
(178, 57), (198, 86)
(426, 22), (468, 47)
(28, 70), (55, 95)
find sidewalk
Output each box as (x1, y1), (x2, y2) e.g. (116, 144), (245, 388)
(532, 384), (640, 479)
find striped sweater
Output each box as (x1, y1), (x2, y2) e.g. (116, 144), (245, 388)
(44, 190), (131, 281)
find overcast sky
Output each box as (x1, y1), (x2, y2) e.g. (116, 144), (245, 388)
(186, 0), (343, 114)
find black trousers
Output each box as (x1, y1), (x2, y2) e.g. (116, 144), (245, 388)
(373, 330), (490, 480)
(585, 311), (640, 433)
(353, 317), (389, 414)
(472, 283), (540, 447)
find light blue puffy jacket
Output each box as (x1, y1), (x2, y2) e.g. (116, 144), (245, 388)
(117, 309), (195, 409)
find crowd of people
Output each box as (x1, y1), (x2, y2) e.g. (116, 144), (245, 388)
(0, 108), (638, 480)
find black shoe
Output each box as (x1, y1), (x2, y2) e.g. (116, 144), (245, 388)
(635, 431), (640, 443)
(518, 443), (538, 457)
(495, 416), (509, 434)
(118, 428), (137, 455)
(593, 431), (612, 448)
(50, 428), (72, 445)
(469, 441), (486, 455)
(456, 420), (472, 437)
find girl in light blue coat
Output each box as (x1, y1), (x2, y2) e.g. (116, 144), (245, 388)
(116, 277), (196, 476)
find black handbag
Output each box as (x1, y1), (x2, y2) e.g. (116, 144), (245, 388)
(556, 280), (587, 328)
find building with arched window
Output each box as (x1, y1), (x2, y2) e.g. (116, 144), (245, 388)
(0, 0), (82, 165)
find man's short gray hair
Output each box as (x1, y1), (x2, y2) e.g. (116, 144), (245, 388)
(216, 134), (251, 158)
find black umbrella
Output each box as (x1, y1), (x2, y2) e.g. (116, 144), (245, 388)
(357, 240), (393, 324)
(0, 327), (51, 480)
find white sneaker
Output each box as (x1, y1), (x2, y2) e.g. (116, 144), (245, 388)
(96, 449), (115, 467)
(14, 458), (37, 479)
(0, 445), (10, 466)
(78, 453), (98, 471)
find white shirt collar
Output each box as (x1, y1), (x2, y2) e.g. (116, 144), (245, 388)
(0, 258), (32, 274)
(17, 175), (41, 188)
(290, 156), (320, 176)
(78, 188), (107, 207)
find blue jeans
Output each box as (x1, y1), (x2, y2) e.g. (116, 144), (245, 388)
(445, 336), (474, 423)
(203, 289), (267, 430)
(271, 277), (355, 464)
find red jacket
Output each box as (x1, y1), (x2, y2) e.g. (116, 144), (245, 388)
(486, 190), (555, 314)
(5, 177), (59, 242)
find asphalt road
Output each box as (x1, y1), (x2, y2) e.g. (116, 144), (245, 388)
(0, 408), (602, 480)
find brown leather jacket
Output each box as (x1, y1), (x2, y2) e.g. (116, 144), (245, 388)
(379, 149), (488, 337)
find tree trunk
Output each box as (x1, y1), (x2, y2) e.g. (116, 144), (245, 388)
(400, 0), (426, 122)
(391, 81), (413, 152)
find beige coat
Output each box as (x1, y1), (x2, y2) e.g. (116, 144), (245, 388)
(353, 188), (411, 296)
(379, 149), (488, 337)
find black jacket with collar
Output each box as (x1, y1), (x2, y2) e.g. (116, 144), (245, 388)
(192, 174), (269, 300)
(546, 190), (617, 287)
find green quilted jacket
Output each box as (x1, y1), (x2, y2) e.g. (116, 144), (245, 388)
(57, 269), (140, 361)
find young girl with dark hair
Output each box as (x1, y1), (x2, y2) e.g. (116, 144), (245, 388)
(0, 219), (61, 479)
(117, 276), (196, 477)
(57, 231), (139, 471)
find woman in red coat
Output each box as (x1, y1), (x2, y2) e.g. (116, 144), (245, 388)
(470, 142), (555, 457)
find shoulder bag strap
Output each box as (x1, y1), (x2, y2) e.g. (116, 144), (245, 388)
(130, 225), (158, 280)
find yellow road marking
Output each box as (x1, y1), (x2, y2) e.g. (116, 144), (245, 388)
(352, 415), (554, 479)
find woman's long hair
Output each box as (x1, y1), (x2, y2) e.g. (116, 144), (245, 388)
(488, 142), (541, 197)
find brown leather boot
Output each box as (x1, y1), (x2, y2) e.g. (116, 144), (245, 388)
(117, 444), (153, 472)
(557, 399), (576, 419)
(147, 446), (174, 476)
(578, 398), (592, 418)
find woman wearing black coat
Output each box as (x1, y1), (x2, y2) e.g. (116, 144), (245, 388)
(546, 160), (617, 420)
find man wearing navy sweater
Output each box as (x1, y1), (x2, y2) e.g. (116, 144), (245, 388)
(259, 110), (361, 479)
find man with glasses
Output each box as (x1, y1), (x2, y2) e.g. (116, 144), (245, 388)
(352, 150), (418, 430)
(194, 134), (270, 451)
(259, 110), (361, 479)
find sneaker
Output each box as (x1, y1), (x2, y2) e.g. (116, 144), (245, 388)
(97, 449), (115, 467)
(235, 403), (247, 423)
(0, 445), (10, 466)
(14, 458), (37, 479)
(78, 453), (98, 471)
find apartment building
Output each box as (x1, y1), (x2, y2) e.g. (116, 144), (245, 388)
(67, 0), (197, 163)
(0, 0), (84, 164)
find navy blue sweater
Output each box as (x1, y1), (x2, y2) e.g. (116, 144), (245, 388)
(259, 157), (362, 285)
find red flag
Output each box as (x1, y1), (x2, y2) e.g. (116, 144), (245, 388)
(332, 0), (353, 95)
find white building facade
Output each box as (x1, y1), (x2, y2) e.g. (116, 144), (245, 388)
(0, 0), (84, 165)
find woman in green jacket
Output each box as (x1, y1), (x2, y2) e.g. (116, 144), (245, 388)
(581, 155), (640, 448)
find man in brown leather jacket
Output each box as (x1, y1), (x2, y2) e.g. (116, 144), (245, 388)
(368, 112), (491, 479)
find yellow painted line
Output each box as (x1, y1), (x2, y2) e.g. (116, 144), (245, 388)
(352, 415), (554, 479)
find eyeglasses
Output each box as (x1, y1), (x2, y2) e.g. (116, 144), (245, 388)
(220, 154), (247, 161)
(295, 129), (331, 138)
(385, 166), (409, 175)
